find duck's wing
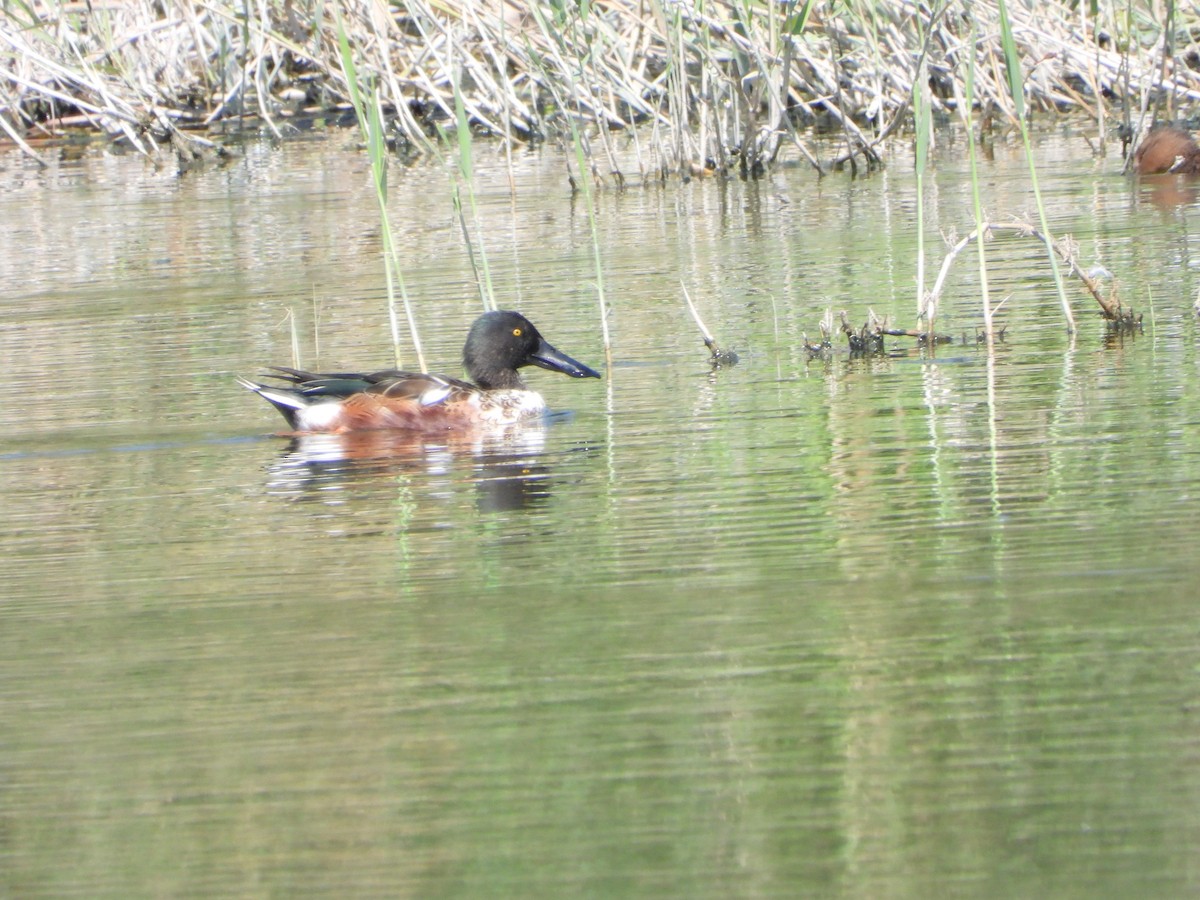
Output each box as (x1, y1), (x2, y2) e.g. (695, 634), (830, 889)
(263, 366), (380, 397)
(364, 371), (476, 405)
(265, 366), (477, 407)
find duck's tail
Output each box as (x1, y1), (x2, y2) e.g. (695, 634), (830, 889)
(236, 376), (306, 430)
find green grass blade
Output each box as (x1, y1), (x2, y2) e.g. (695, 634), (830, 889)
(996, 0), (1075, 332)
(963, 12), (992, 338)
(450, 63), (496, 312)
(334, 9), (425, 369)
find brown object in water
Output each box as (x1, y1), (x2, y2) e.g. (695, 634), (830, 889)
(1132, 126), (1200, 175)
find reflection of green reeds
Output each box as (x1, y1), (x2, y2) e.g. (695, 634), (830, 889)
(336, 15), (426, 370)
(996, 0), (1074, 332)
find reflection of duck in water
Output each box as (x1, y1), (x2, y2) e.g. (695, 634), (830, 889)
(1131, 125), (1200, 175)
(265, 428), (557, 512)
(239, 310), (601, 434)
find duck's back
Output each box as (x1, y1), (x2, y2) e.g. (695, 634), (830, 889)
(1133, 126), (1200, 175)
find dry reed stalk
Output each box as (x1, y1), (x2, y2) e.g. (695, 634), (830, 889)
(922, 221), (1125, 326)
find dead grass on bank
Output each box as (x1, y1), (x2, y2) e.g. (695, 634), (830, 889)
(3, 1), (1200, 176)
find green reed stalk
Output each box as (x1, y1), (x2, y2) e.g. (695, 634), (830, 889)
(661, 2), (690, 176)
(449, 61), (497, 312)
(1085, 2), (1106, 155)
(570, 125), (613, 368)
(287, 307), (302, 369)
(553, 2), (612, 362)
(1160, 0), (1176, 121)
(311, 289), (321, 364)
(913, 45), (931, 322)
(996, 0), (1075, 332)
(519, 5), (610, 360)
(963, 15), (992, 340)
(847, 0), (887, 141)
(336, 14), (425, 370)
(564, 1), (624, 183)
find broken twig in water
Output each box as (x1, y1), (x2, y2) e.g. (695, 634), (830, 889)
(681, 281), (738, 367)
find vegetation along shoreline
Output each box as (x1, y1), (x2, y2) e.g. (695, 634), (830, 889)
(5, 1), (1200, 179)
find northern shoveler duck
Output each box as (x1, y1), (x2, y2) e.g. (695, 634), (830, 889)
(1132, 125), (1200, 175)
(239, 310), (601, 433)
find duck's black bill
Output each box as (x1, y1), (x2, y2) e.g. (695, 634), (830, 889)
(531, 338), (602, 379)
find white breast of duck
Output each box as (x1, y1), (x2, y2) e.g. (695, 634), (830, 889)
(467, 389), (548, 425)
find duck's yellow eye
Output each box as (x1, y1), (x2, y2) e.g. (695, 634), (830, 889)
(512, 327), (522, 336)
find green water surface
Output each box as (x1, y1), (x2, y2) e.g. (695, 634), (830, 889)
(1, 127), (1198, 897)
